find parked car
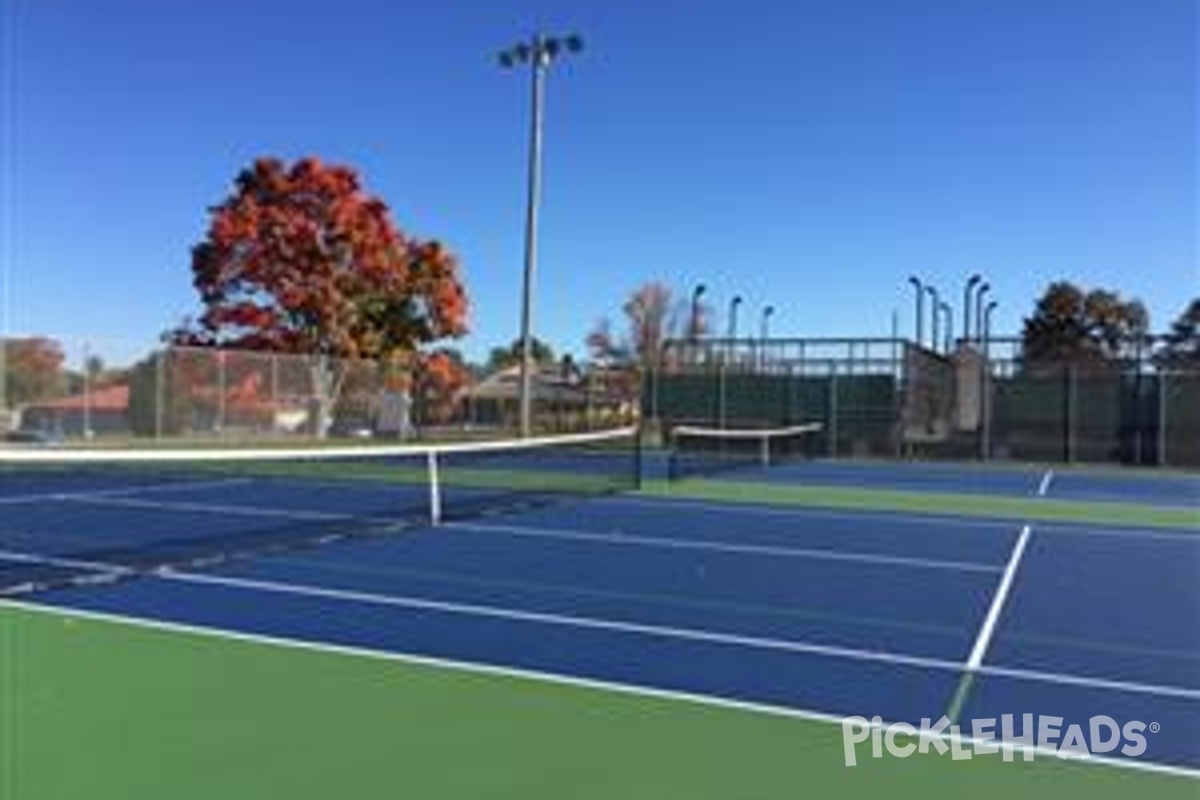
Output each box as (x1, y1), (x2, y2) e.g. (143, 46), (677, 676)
(3, 429), (62, 445)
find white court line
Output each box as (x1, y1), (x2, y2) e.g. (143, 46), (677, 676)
(964, 524), (1033, 671)
(977, 662), (1200, 702)
(4, 598), (1198, 781)
(443, 520), (1003, 574)
(1037, 469), (1055, 497)
(0, 548), (132, 575)
(56, 493), (389, 523)
(1036, 524), (1200, 544)
(162, 568), (967, 673)
(0, 477), (255, 505)
(615, 495), (1017, 530)
(155, 567), (1200, 701)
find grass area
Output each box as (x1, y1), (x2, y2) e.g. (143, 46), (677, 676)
(0, 603), (1193, 799)
(643, 479), (1199, 531)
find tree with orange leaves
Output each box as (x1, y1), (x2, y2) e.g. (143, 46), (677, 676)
(175, 157), (469, 433)
(415, 349), (471, 425)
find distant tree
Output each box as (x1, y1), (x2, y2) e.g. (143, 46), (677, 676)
(415, 349), (471, 425)
(1021, 282), (1149, 368)
(1156, 298), (1200, 369)
(2, 337), (66, 405)
(587, 281), (706, 368)
(63, 354), (127, 396)
(484, 337), (556, 373)
(127, 350), (194, 437)
(174, 157), (469, 433)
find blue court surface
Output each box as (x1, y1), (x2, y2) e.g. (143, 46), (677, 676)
(668, 456), (1200, 508)
(2, 456), (1196, 780)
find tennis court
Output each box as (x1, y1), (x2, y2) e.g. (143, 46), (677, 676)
(0, 430), (1197, 798)
(681, 458), (1200, 508)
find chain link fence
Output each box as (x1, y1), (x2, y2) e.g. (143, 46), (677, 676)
(0, 336), (639, 444)
(646, 336), (1200, 468)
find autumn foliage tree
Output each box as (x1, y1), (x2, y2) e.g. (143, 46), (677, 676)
(175, 157), (469, 432)
(1157, 298), (1200, 369)
(2, 337), (66, 405)
(1021, 282), (1149, 369)
(415, 349), (471, 425)
(587, 282), (707, 368)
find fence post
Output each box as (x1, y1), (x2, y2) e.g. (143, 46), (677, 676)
(716, 363), (727, 428)
(787, 363), (798, 425)
(828, 360), (839, 458)
(271, 353), (280, 435)
(154, 349), (165, 441)
(1063, 363), (1076, 464)
(978, 357), (989, 461)
(1131, 370), (1143, 466)
(891, 333), (903, 459)
(216, 350), (227, 435)
(1158, 370), (1168, 467)
(645, 364), (656, 423)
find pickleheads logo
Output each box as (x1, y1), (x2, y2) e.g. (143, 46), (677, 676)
(841, 714), (1154, 766)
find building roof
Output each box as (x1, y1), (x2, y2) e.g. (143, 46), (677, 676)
(464, 364), (587, 402)
(29, 384), (130, 412)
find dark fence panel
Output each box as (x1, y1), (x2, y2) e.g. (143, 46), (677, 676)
(648, 336), (1200, 469)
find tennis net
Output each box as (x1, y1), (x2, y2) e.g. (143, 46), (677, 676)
(667, 423), (822, 480)
(0, 426), (640, 595)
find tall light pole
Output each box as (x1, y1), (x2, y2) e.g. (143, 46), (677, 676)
(925, 285), (940, 353)
(962, 273), (982, 342)
(974, 282), (991, 348)
(499, 32), (583, 438)
(938, 300), (953, 353)
(689, 283), (707, 341)
(759, 305), (775, 371)
(907, 276), (925, 346)
(982, 300), (999, 355)
(727, 295), (742, 339)
(760, 305), (775, 341)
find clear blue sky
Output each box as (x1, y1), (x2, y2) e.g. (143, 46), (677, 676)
(1, 0), (1195, 364)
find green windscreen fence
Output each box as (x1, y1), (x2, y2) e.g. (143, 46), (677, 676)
(645, 369), (898, 458)
(647, 337), (1200, 468)
(986, 367), (1196, 467)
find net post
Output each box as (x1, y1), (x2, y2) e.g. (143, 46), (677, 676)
(427, 450), (442, 525)
(760, 432), (769, 468)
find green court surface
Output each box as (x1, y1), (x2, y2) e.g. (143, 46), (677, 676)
(644, 480), (1199, 530)
(1, 604), (1193, 800)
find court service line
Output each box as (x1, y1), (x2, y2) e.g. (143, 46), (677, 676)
(7, 600), (1198, 781)
(163, 568), (969, 673)
(617, 495), (1017, 530)
(167, 565), (1200, 703)
(443, 520), (1003, 574)
(0, 477), (255, 505)
(57, 493), (388, 523)
(1037, 469), (1055, 497)
(1035, 524), (1200, 544)
(965, 524), (1033, 671)
(977, 662), (1200, 702)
